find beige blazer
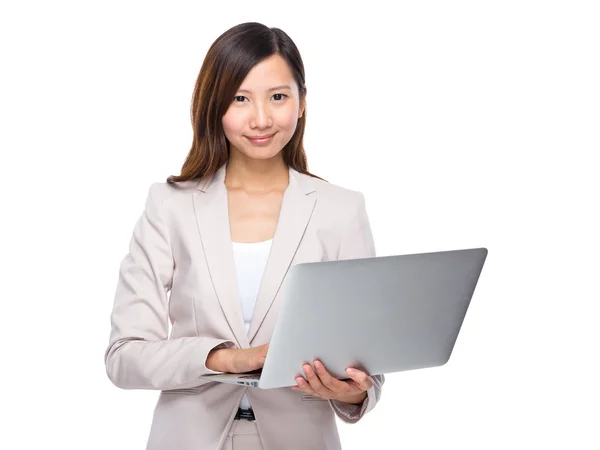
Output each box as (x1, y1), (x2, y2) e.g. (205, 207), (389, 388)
(105, 164), (385, 450)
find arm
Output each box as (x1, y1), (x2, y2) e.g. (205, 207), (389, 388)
(328, 192), (386, 423)
(104, 183), (235, 391)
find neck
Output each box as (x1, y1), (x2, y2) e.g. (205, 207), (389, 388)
(225, 153), (289, 192)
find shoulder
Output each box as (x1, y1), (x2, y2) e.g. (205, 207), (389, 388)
(312, 176), (364, 202)
(147, 179), (198, 199)
(295, 171), (367, 217)
(140, 179), (199, 215)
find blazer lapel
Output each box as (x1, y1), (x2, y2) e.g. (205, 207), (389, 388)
(193, 164), (250, 349)
(247, 168), (317, 343)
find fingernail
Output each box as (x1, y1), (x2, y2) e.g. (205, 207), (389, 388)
(346, 368), (356, 376)
(296, 378), (305, 385)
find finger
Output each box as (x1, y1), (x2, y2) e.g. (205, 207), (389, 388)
(345, 368), (374, 391)
(303, 364), (333, 397)
(313, 360), (353, 394)
(293, 376), (320, 397)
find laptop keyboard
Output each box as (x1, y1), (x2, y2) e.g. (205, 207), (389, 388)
(239, 374), (261, 380)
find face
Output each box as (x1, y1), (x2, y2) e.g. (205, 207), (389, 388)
(222, 54), (305, 162)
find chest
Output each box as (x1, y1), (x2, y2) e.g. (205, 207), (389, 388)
(227, 190), (284, 242)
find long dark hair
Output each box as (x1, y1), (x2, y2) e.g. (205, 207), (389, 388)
(167, 22), (322, 184)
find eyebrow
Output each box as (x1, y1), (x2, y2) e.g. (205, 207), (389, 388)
(237, 85), (292, 94)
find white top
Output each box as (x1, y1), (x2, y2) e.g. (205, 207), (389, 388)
(231, 238), (273, 410)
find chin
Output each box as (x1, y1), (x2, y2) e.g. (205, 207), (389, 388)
(240, 147), (283, 161)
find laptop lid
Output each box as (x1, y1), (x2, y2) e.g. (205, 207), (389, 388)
(257, 247), (488, 389)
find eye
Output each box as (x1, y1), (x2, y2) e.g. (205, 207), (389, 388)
(272, 93), (288, 101)
(233, 96), (248, 102)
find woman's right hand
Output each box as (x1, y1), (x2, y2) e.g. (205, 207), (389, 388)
(229, 343), (269, 373)
(207, 343), (269, 373)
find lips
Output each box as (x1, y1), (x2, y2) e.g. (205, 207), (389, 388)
(247, 133), (274, 140)
(246, 132), (276, 144)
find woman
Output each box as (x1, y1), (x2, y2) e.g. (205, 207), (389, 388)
(105, 22), (384, 450)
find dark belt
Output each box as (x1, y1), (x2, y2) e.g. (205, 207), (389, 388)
(234, 407), (256, 421)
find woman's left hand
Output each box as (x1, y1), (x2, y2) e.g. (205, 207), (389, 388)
(291, 360), (372, 404)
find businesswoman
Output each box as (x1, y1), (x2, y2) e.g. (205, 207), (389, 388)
(105, 22), (384, 450)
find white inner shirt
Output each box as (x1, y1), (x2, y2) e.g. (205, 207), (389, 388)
(231, 238), (273, 410)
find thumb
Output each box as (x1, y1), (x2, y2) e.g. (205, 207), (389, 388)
(345, 368), (372, 391)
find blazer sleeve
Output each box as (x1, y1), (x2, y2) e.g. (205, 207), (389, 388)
(328, 191), (386, 423)
(104, 183), (236, 390)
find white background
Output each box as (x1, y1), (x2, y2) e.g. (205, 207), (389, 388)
(1, 1), (598, 449)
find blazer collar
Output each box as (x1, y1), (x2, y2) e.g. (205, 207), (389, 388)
(195, 163), (316, 195)
(193, 163), (317, 348)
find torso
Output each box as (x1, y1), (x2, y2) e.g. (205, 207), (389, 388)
(227, 187), (285, 243)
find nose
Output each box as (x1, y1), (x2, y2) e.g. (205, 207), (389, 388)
(249, 102), (273, 129)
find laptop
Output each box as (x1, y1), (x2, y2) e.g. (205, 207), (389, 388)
(200, 247), (488, 389)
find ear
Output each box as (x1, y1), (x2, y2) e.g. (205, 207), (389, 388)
(299, 96), (306, 119)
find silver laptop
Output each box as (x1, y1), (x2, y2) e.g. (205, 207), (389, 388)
(200, 247), (487, 389)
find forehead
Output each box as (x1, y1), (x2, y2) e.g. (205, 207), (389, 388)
(238, 54), (297, 91)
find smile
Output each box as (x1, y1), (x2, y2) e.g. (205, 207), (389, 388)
(246, 133), (276, 145)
